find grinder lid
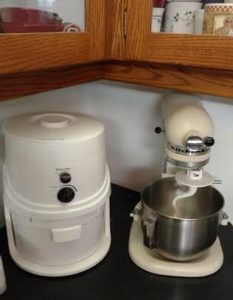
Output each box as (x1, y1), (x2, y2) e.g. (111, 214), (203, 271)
(2, 112), (104, 142)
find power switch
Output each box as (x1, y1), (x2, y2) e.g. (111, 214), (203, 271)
(60, 172), (71, 184)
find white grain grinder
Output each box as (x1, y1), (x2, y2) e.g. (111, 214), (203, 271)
(129, 94), (225, 277)
(3, 112), (111, 276)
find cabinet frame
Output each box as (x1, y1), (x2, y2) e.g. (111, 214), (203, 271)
(2, 0), (233, 101)
(0, 0), (106, 75)
(125, 0), (233, 71)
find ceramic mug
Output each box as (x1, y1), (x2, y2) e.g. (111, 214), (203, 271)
(164, 2), (202, 33)
(151, 8), (165, 32)
(203, 3), (233, 35)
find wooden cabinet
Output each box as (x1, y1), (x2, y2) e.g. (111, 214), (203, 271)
(0, 0), (106, 75)
(1, 0), (233, 101)
(125, 0), (233, 70)
(105, 0), (233, 98)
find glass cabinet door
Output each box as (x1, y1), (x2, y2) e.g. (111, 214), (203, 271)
(151, 0), (203, 35)
(125, 0), (233, 71)
(0, 0), (106, 75)
(0, 0), (86, 33)
(151, 0), (233, 36)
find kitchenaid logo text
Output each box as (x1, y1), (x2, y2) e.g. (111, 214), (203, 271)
(169, 144), (210, 156)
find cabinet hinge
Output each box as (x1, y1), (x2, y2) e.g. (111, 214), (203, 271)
(123, 9), (128, 38)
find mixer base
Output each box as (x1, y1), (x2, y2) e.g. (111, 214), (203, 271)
(129, 208), (224, 277)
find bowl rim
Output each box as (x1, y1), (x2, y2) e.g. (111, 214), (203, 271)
(141, 177), (225, 221)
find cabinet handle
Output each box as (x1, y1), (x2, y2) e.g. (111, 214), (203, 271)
(123, 9), (128, 38)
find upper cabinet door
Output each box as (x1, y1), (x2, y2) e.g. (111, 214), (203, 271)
(0, 0), (106, 75)
(125, 0), (233, 71)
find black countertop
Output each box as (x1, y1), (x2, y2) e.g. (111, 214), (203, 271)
(1, 184), (233, 300)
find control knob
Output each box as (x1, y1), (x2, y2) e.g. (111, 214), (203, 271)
(57, 187), (75, 203)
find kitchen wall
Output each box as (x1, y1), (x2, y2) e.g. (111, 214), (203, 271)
(0, 80), (232, 225)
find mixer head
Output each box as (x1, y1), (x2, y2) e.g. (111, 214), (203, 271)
(163, 94), (214, 168)
(156, 94), (215, 187)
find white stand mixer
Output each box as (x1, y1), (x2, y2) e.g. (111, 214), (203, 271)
(129, 94), (224, 277)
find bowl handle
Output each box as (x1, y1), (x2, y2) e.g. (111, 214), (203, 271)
(142, 215), (158, 249)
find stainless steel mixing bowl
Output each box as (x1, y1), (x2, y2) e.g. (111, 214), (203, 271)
(141, 177), (224, 261)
